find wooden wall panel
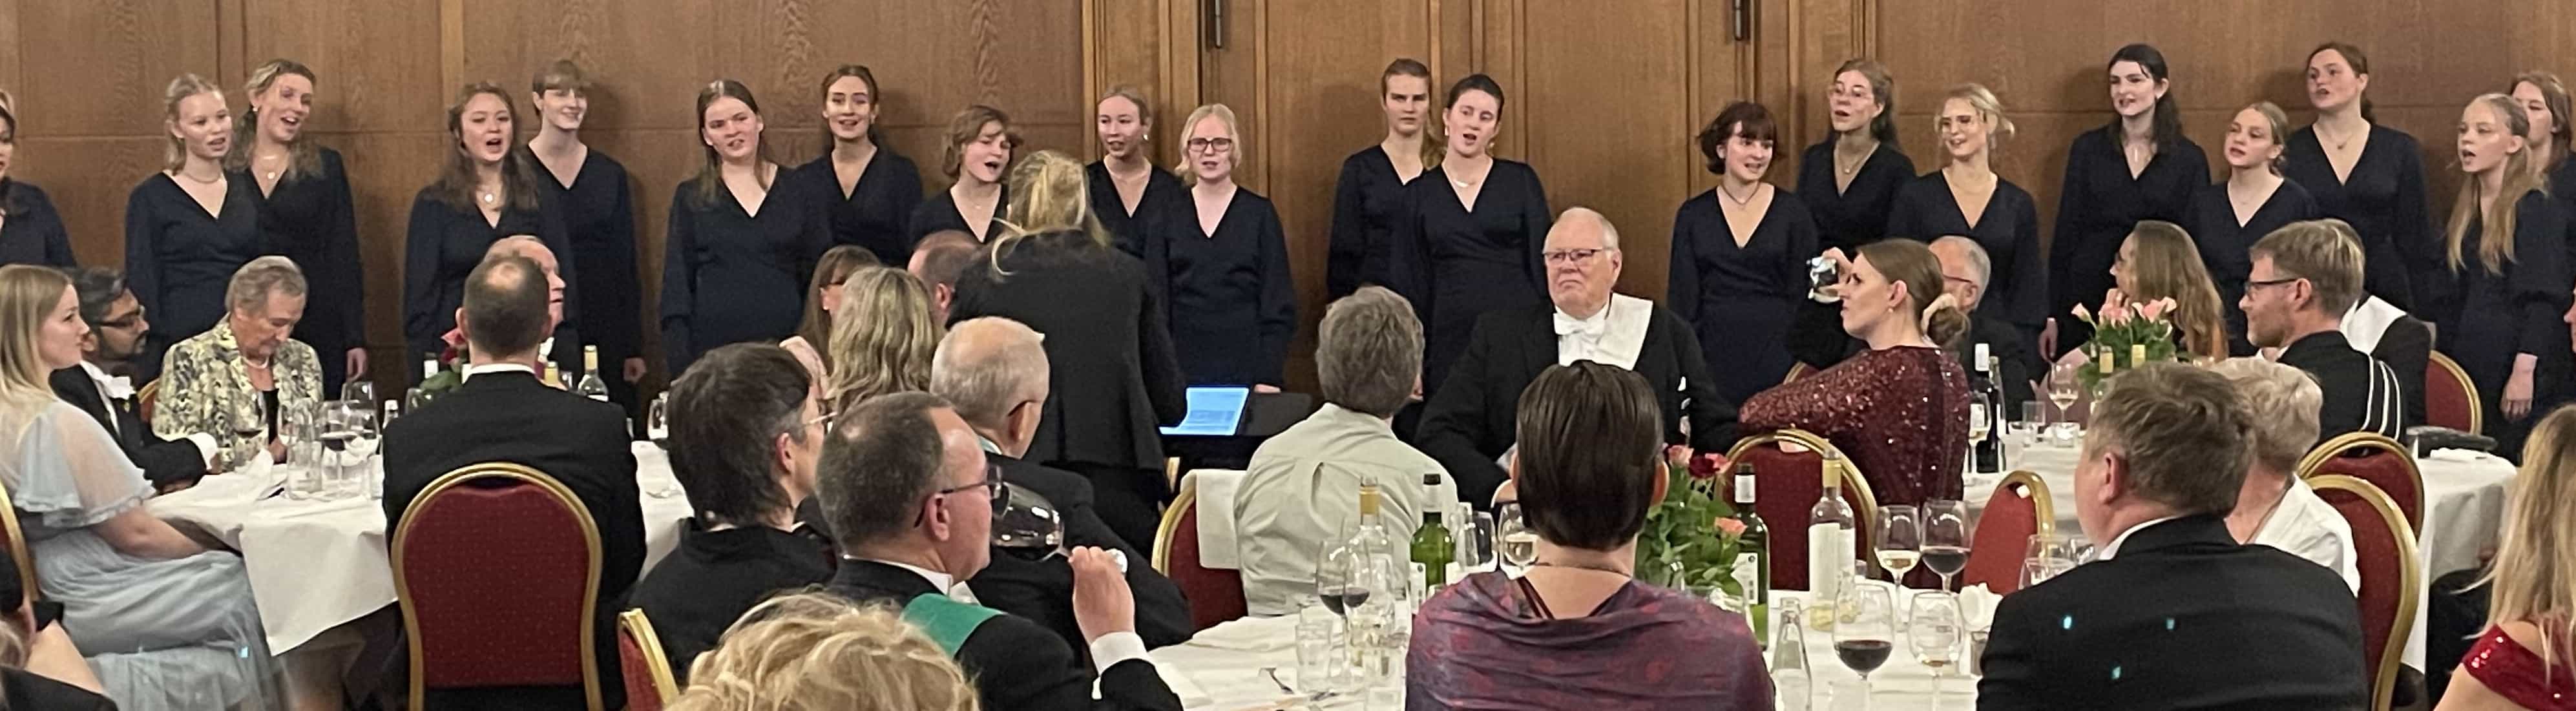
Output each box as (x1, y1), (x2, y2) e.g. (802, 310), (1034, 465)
(1513, 0), (1696, 300)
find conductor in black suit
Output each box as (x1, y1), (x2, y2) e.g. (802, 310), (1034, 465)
(819, 391), (1181, 711)
(1978, 363), (2366, 710)
(1416, 207), (1737, 506)
(51, 267), (218, 491)
(381, 250), (642, 709)
(933, 316), (1193, 650)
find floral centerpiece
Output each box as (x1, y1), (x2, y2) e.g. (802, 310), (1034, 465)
(2072, 289), (2185, 392)
(415, 327), (471, 399)
(1637, 445), (1748, 597)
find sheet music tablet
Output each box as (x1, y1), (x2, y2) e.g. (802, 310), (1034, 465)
(1160, 386), (1251, 437)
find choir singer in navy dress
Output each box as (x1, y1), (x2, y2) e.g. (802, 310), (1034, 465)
(2285, 43), (2436, 314)
(1796, 59), (1914, 254)
(527, 60), (647, 402)
(1885, 83), (2044, 355)
(1388, 74), (1551, 396)
(2436, 94), (2573, 459)
(2051, 45), (2208, 355)
(660, 79), (830, 377)
(798, 65), (922, 265)
(1167, 104), (1295, 389)
(403, 83), (580, 381)
(1327, 59), (1436, 299)
(1088, 86), (1187, 270)
(233, 60), (367, 395)
(1670, 101), (1817, 406)
(127, 75), (260, 381)
(0, 94), (77, 269)
(908, 105), (1013, 245)
(2187, 102), (2319, 355)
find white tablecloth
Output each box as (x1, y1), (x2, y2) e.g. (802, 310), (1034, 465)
(149, 442), (696, 653)
(1969, 440), (2515, 670)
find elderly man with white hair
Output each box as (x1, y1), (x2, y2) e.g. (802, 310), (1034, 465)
(1418, 207), (1736, 506)
(2208, 358), (2360, 595)
(1930, 234), (2039, 409)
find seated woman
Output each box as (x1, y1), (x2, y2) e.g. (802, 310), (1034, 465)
(822, 265), (942, 408)
(669, 592), (977, 711)
(630, 343), (835, 682)
(2104, 220), (2229, 361)
(0, 264), (278, 709)
(152, 256), (324, 473)
(1741, 239), (1971, 506)
(1409, 361), (1770, 709)
(779, 245), (879, 380)
(2437, 406), (2576, 709)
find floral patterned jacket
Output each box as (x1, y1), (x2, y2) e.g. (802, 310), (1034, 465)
(152, 320), (323, 471)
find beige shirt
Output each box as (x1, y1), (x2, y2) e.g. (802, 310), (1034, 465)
(2251, 477), (2361, 596)
(1236, 403), (1458, 616)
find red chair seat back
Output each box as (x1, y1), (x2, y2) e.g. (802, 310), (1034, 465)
(2424, 353), (2478, 434)
(393, 465), (604, 708)
(1962, 471), (2053, 593)
(1726, 431), (1876, 590)
(2312, 475), (2418, 711)
(616, 622), (663, 711)
(2300, 434), (2423, 537)
(1152, 474), (1247, 631)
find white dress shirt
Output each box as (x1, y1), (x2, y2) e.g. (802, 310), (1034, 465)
(461, 362), (537, 380)
(1555, 293), (1653, 370)
(80, 361), (219, 468)
(2092, 515), (2184, 561)
(859, 557), (1149, 675)
(2250, 477), (2362, 595)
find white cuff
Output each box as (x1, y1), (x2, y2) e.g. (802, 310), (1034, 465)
(182, 433), (222, 469)
(1087, 631), (1149, 675)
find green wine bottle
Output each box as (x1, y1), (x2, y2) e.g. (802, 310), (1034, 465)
(1731, 462), (1771, 648)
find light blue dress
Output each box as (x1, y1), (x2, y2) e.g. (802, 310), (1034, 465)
(5, 400), (278, 710)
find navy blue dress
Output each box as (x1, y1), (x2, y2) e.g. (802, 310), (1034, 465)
(2051, 129), (2209, 349)
(125, 174), (261, 380)
(401, 185), (581, 379)
(1668, 188), (1819, 406)
(799, 150), (923, 265)
(1795, 140), (1916, 252)
(1885, 172), (2047, 346)
(239, 149), (363, 394)
(2183, 180), (2321, 356)
(1388, 160), (1552, 395)
(2436, 192), (2573, 456)
(1086, 161), (1186, 262)
(2283, 125), (2436, 314)
(1327, 145), (1416, 298)
(0, 180), (74, 268)
(1166, 188), (1296, 386)
(660, 174), (831, 376)
(539, 150), (644, 404)
(906, 187), (1007, 247)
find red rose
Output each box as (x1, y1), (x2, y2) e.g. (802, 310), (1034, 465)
(1688, 452), (1728, 480)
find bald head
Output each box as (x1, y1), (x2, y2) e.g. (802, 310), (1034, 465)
(929, 317), (1050, 452)
(484, 235), (565, 324)
(1542, 207), (1624, 319)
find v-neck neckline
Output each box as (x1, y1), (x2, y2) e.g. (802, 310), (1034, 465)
(541, 145), (591, 192)
(1194, 185), (1239, 240)
(1942, 172), (1996, 231)
(162, 173), (230, 222)
(2301, 127), (2374, 189)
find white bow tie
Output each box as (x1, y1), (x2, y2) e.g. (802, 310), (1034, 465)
(1553, 311), (1606, 338)
(99, 376), (134, 400)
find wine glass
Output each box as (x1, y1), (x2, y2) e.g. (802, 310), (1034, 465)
(1874, 505), (1921, 585)
(2022, 533), (2083, 588)
(642, 393), (683, 499)
(1920, 500), (1971, 593)
(1832, 584), (1896, 701)
(340, 380), (377, 408)
(1317, 518), (1362, 619)
(1495, 502), (1536, 570)
(1908, 592), (1965, 686)
(991, 482), (1068, 559)
(321, 400), (377, 500)
(2046, 361), (2083, 442)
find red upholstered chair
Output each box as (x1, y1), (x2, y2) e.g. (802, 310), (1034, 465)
(392, 462), (607, 711)
(1961, 471), (2054, 594)
(1151, 472), (1247, 632)
(2424, 352), (2480, 434)
(2298, 433), (2424, 538)
(615, 610), (679, 711)
(0, 479), (36, 597)
(2310, 475), (2420, 711)
(1723, 429), (1878, 590)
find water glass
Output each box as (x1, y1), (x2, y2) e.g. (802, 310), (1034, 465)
(1293, 601), (1343, 695)
(2015, 402), (2044, 444)
(1907, 592), (1963, 681)
(341, 380), (377, 408)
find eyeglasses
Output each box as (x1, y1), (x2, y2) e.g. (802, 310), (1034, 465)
(1186, 137), (1235, 153)
(2244, 276), (2304, 293)
(97, 316), (144, 331)
(1942, 275), (1981, 288)
(928, 461), (1007, 515)
(1542, 247), (1613, 265)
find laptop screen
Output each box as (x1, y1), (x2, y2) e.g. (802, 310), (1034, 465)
(1159, 386), (1252, 437)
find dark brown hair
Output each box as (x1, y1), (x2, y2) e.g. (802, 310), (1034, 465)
(1446, 74), (1505, 112)
(1830, 58), (1901, 150)
(1382, 59), (1441, 169)
(431, 83), (541, 214)
(1697, 101), (1779, 175)
(1514, 362), (1662, 550)
(669, 343), (811, 526)
(2104, 44), (2184, 151)
(2309, 42), (2377, 123)
(815, 64), (885, 157)
(530, 57), (591, 94)
(795, 245), (882, 373)
(940, 105), (1016, 182)
(689, 79), (776, 209)
(1855, 239), (1968, 346)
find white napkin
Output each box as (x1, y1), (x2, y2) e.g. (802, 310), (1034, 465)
(1152, 661), (1215, 708)
(1184, 614), (1297, 653)
(1960, 584), (2004, 630)
(1189, 469), (1248, 570)
(2427, 448), (2506, 464)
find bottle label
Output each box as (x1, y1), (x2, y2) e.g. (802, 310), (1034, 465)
(1806, 524), (1844, 599)
(1969, 403), (1988, 429)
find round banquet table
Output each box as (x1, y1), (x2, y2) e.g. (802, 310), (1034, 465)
(147, 442), (696, 654)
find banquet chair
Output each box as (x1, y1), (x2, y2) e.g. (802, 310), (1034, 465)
(2423, 352), (2480, 435)
(392, 462), (606, 711)
(1721, 429), (1877, 590)
(0, 479), (33, 597)
(1151, 471), (1246, 632)
(1781, 362), (1813, 384)
(1960, 470), (2053, 594)
(615, 609), (680, 711)
(2297, 432), (2423, 537)
(134, 378), (160, 425)
(2310, 475), (2420, 711)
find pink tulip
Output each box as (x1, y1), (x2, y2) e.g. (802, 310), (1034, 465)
(2138, 299), (2166, 321)
(2071, 304), (2093, 323)
(1715, 517), (1747, 537)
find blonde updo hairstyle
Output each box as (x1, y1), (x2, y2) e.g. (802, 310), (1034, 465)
(668, 593), (979, 711)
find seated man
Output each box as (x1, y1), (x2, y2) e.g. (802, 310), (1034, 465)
(2210, 358), (2360, 594)
(1931, 236), (2038, 409)
(628, 343), (835, 680)
(933, 316), (1191, 650)
(2345, 291), (2434, 429)
(2245, 219), (2405, 440)
(909, 229), (980, 324)
(381, 250), (640, 708)
(50, 267), (218, 491)
(1240, 287), (1458, 615)
(1978, 364), (2365, 710)
(820, 392), (1180, 710)
(1417, 207), (1735, 506)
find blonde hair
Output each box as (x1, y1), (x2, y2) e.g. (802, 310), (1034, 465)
(824, 266), (943, 408)
(2241, 101), (2293, 176)
(2478, 405), (2576, 675)
(2121, 221), (2228, 360)
(1099, 85), (1155, 132)
(0, 265), (70, 408)
(1173, 103), (1241, 185)
(985, 150), (1113, 278)
(162, 74), (228, 171)
(2248, 218), (2367, 314)
(669, 593), (979, 711)
(796, 245), (880, 375)
(2447, 93), (2544, 276)
(1938, 83), (2016, 158)
(2206, 358), (2322, 477)
(227, 59), (322, 180)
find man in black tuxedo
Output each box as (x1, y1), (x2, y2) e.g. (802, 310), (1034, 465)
(1931, 236), (2038, 409)
(1416, 207), (1737, 506)
(381, 249), (641, 709)
(2245, 222), (2405, 441)
(51, 267), (218, 491)
(932, 316), (1193, 650)
(1978, 363), (2367, 710)
(820, 392), (1180, 711)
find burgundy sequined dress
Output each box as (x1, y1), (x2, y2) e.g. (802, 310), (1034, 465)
(2461, 624), (2576, 710)
(1740, 344), (1969, 505)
